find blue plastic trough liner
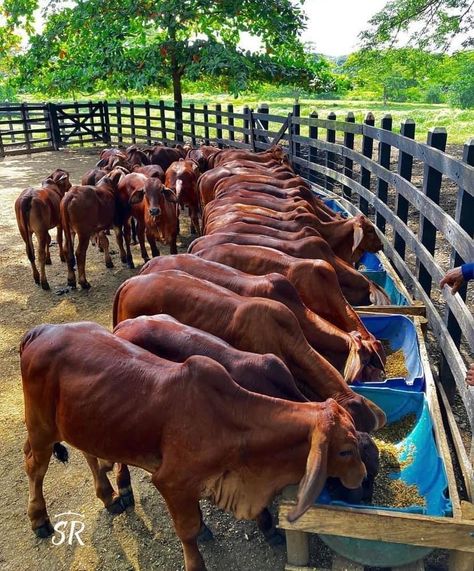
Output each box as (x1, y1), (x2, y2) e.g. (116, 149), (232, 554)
(317, 387), (452, 567)
(357, 315), (424, 390)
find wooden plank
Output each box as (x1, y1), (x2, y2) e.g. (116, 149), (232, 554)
(342, 112), (355, 199)
(326, 111), (336, 192)
(272, 114), (291, 146)
(215, 104), (223, 149)
(375, 114), (392, 232)
(308, 111), (319, 184)
(227, 104), (234, 143)
(159, 100), (167, 141)
(292, 103), (301, 158)
(278, 503), (474, 552)
(359, 112), (375, 214)
(356, 305), (426, 316)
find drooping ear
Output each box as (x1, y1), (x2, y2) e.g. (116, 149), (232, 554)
(96, 158), (108, 168)
(109, 169), (124, 186)
(287, 426), (329, 523)
(162, 187), (179, 203)
(129, 189), (145, 204)
(352, 219), (364, 253)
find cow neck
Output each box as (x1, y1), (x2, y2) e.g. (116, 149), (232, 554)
(43, 182), (63, 197)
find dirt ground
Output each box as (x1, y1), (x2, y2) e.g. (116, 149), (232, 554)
(0, 148), (459, 571)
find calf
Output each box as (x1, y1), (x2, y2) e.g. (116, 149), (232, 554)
(21, 321), (366, 571)
(132, 164), (165, 181)
(190, 232), (390, 306)
(186, 146), (221, 172)
(119, 174), (179, 259)
(125, 144), (150, 166)
(140, 255), (386, 381)
(15, 169), (71, 290)
(165, 159), (201, 235)
(150, 145), (186, 171)
(113, 270), (386, 433)
(61, 171), (124, 289)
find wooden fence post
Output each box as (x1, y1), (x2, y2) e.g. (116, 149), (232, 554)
(89, 100), (98, 146)
(375, 114), (393, 231)
(0, 128), (5, 157)
(249, 108), (256, 151)
(129, 100), (136, 144)
(440, 138), (474, 399)
(74, 101), (84, 146)
(243, 105), (250, 146)
(159, 100), (167, 142)
(101, 100), (111, 144)
(144, 100), (151, 145)
(394, 118), (416, 258)
(417, 127), (447, 295)
(227, 104), (234, 143)
(292, 103), (300, 159)
(203, 104), (210, 145)
(215, 104), (223, 148)
(308, 111), (318, 184)
(116, 101), (123, 145)
(189, 103), (196, 146)
(342, 111), (355, 199)
(20, 102), (32, 152)
(174, 101), (183, 143)
(257, 103), (269, 144)
(47, 102), (61, 150)
(326, 111), (336, 191)
(359, 111), (375, 214)
(6, 102), (16, 143)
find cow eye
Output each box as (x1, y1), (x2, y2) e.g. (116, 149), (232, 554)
(339, 450), (353, 457)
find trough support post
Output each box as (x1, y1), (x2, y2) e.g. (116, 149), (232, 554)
(326, 111), (336, 192)
(375, 114), (393, 231)
(440, 138), (474, 401)
(215, 104), (223, 148)
(285, 530), (310, 567)
(308, 111), (318, 184)
(394, 118), (416, 258)
(243, 105), (250, 146)
(47, 102), (61, 151)
(203, 104), (210, 145)
(342, 111), (355, 199)
(417, 127), (447, 296)
(227, 104), (235, 144)
(159, 100), (167, 143)
(359, 111), (375, 215)
(292, 103), (300, 162)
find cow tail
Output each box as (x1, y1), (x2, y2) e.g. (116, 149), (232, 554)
(53, 442), (69, 463)
(61, 195), (74, 265)
(18, 193), (35, 263)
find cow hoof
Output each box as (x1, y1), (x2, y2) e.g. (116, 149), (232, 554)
(105, 260), (114, 269)
(264, 529), (285, 546)
(80, 281), (91, 290)
(34, 520), (54, 539)
(34, 276), (40, 285)
(67, 279), (77, 288)
(119, 490), (135, 509)
(107, 497), (125, 515)
(127, 261), (135, 269)
(60, 255), (66, 263)
(45, 257), (52, 265)
(41, 281), (51, 291)
(197, 523), (214, 542)
(120, 256), (127, 264)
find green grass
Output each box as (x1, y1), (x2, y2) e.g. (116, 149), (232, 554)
(20, 89), (473, 145)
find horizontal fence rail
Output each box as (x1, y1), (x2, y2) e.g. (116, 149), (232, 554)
(1, 99), (473, 468)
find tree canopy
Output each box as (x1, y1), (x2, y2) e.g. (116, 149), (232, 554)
(2, 0), (335, 101)
(361, 0), (474, 50)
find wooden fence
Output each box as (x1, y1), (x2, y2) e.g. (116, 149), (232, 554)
(1, 99), (473, 485)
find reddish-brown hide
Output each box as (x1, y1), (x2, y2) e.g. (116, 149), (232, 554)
(165, 160), (201, 235)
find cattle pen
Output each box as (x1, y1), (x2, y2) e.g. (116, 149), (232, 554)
(1, 100), (473, 571)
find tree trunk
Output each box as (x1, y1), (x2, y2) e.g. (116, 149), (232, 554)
(383, 85), (388, 106)
(172, 69), (183, 143)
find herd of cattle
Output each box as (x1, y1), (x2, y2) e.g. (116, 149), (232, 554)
(19, 143), (394, 571)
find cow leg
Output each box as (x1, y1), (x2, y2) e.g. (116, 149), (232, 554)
(98, 232), (113, 269)
(190, 210), (201, 237)
(75, 234), (91, 289)
(116, 463), (135, 508)
(57, 225), (66, 262)
(45, 234), (52, 265)
(130, 218), (138, 245)
(82, 454), (125, 514)
(37, 230), (50, 290)
(25, 232), (40, 285)
(146, 234), (160, 258)
(24, 439), (54, 537)
(256, 508), (285, 545)
(114, 225), (128, 265)
(136, 218), (149, 262)
(152, 475), (206, 571)
(119, 222), (134, 269)
(170, 235), (178, 255)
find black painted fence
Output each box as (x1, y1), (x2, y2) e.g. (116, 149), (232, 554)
(1, 99), (473, 474)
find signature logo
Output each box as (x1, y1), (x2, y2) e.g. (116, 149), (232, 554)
(51, 511), (85, 546)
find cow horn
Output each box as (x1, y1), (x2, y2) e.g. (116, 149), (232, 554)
(287, 426), (328, 523)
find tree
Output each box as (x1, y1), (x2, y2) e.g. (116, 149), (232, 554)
(361, 0), (474, 51)
(3, 0), (335, 106)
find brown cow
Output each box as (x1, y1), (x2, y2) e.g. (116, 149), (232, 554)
(61, 171), (124, 289)
(165, 159), (201, 235)
(190, 232), (390, 306)
(21, 321), (367, 570)
(150, 145), (186, 171)
(125, 144), (150, 166)
(132, 164), (165, 181)
(15, 169), (71, 290)
(211, 145), (288, 167)
(205, 221), (320, 240)
(117, 172), (179, 261)
(113, 270), (386, 433)
(186, 146), (221, 172)
(139, 255), (385, 381)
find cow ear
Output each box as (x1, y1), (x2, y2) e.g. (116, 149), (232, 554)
(352, 219), (364, 253)
(96, 158), (108, 168)
(42, 177), (55, 186)
(287, 425), (329, 523)
(129, 189), (145, 205)
(162, 187), (179, 203)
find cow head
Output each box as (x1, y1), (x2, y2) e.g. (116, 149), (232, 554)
(352, 215), (383, 261)
(130, 178), (178, 217)
(337, 390), (387, 434)
(49, 169), (72, 194)
(288, 399), (366, 522)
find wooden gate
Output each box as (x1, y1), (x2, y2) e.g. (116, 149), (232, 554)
(49, 101), (111, 148)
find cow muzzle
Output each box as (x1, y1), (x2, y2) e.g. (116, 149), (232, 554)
(149, 207), (161, 217)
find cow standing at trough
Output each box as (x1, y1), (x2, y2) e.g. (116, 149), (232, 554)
(113, 270), (386, 432)
(20, 321), (367, 571)
(15, 169), (71, 290)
